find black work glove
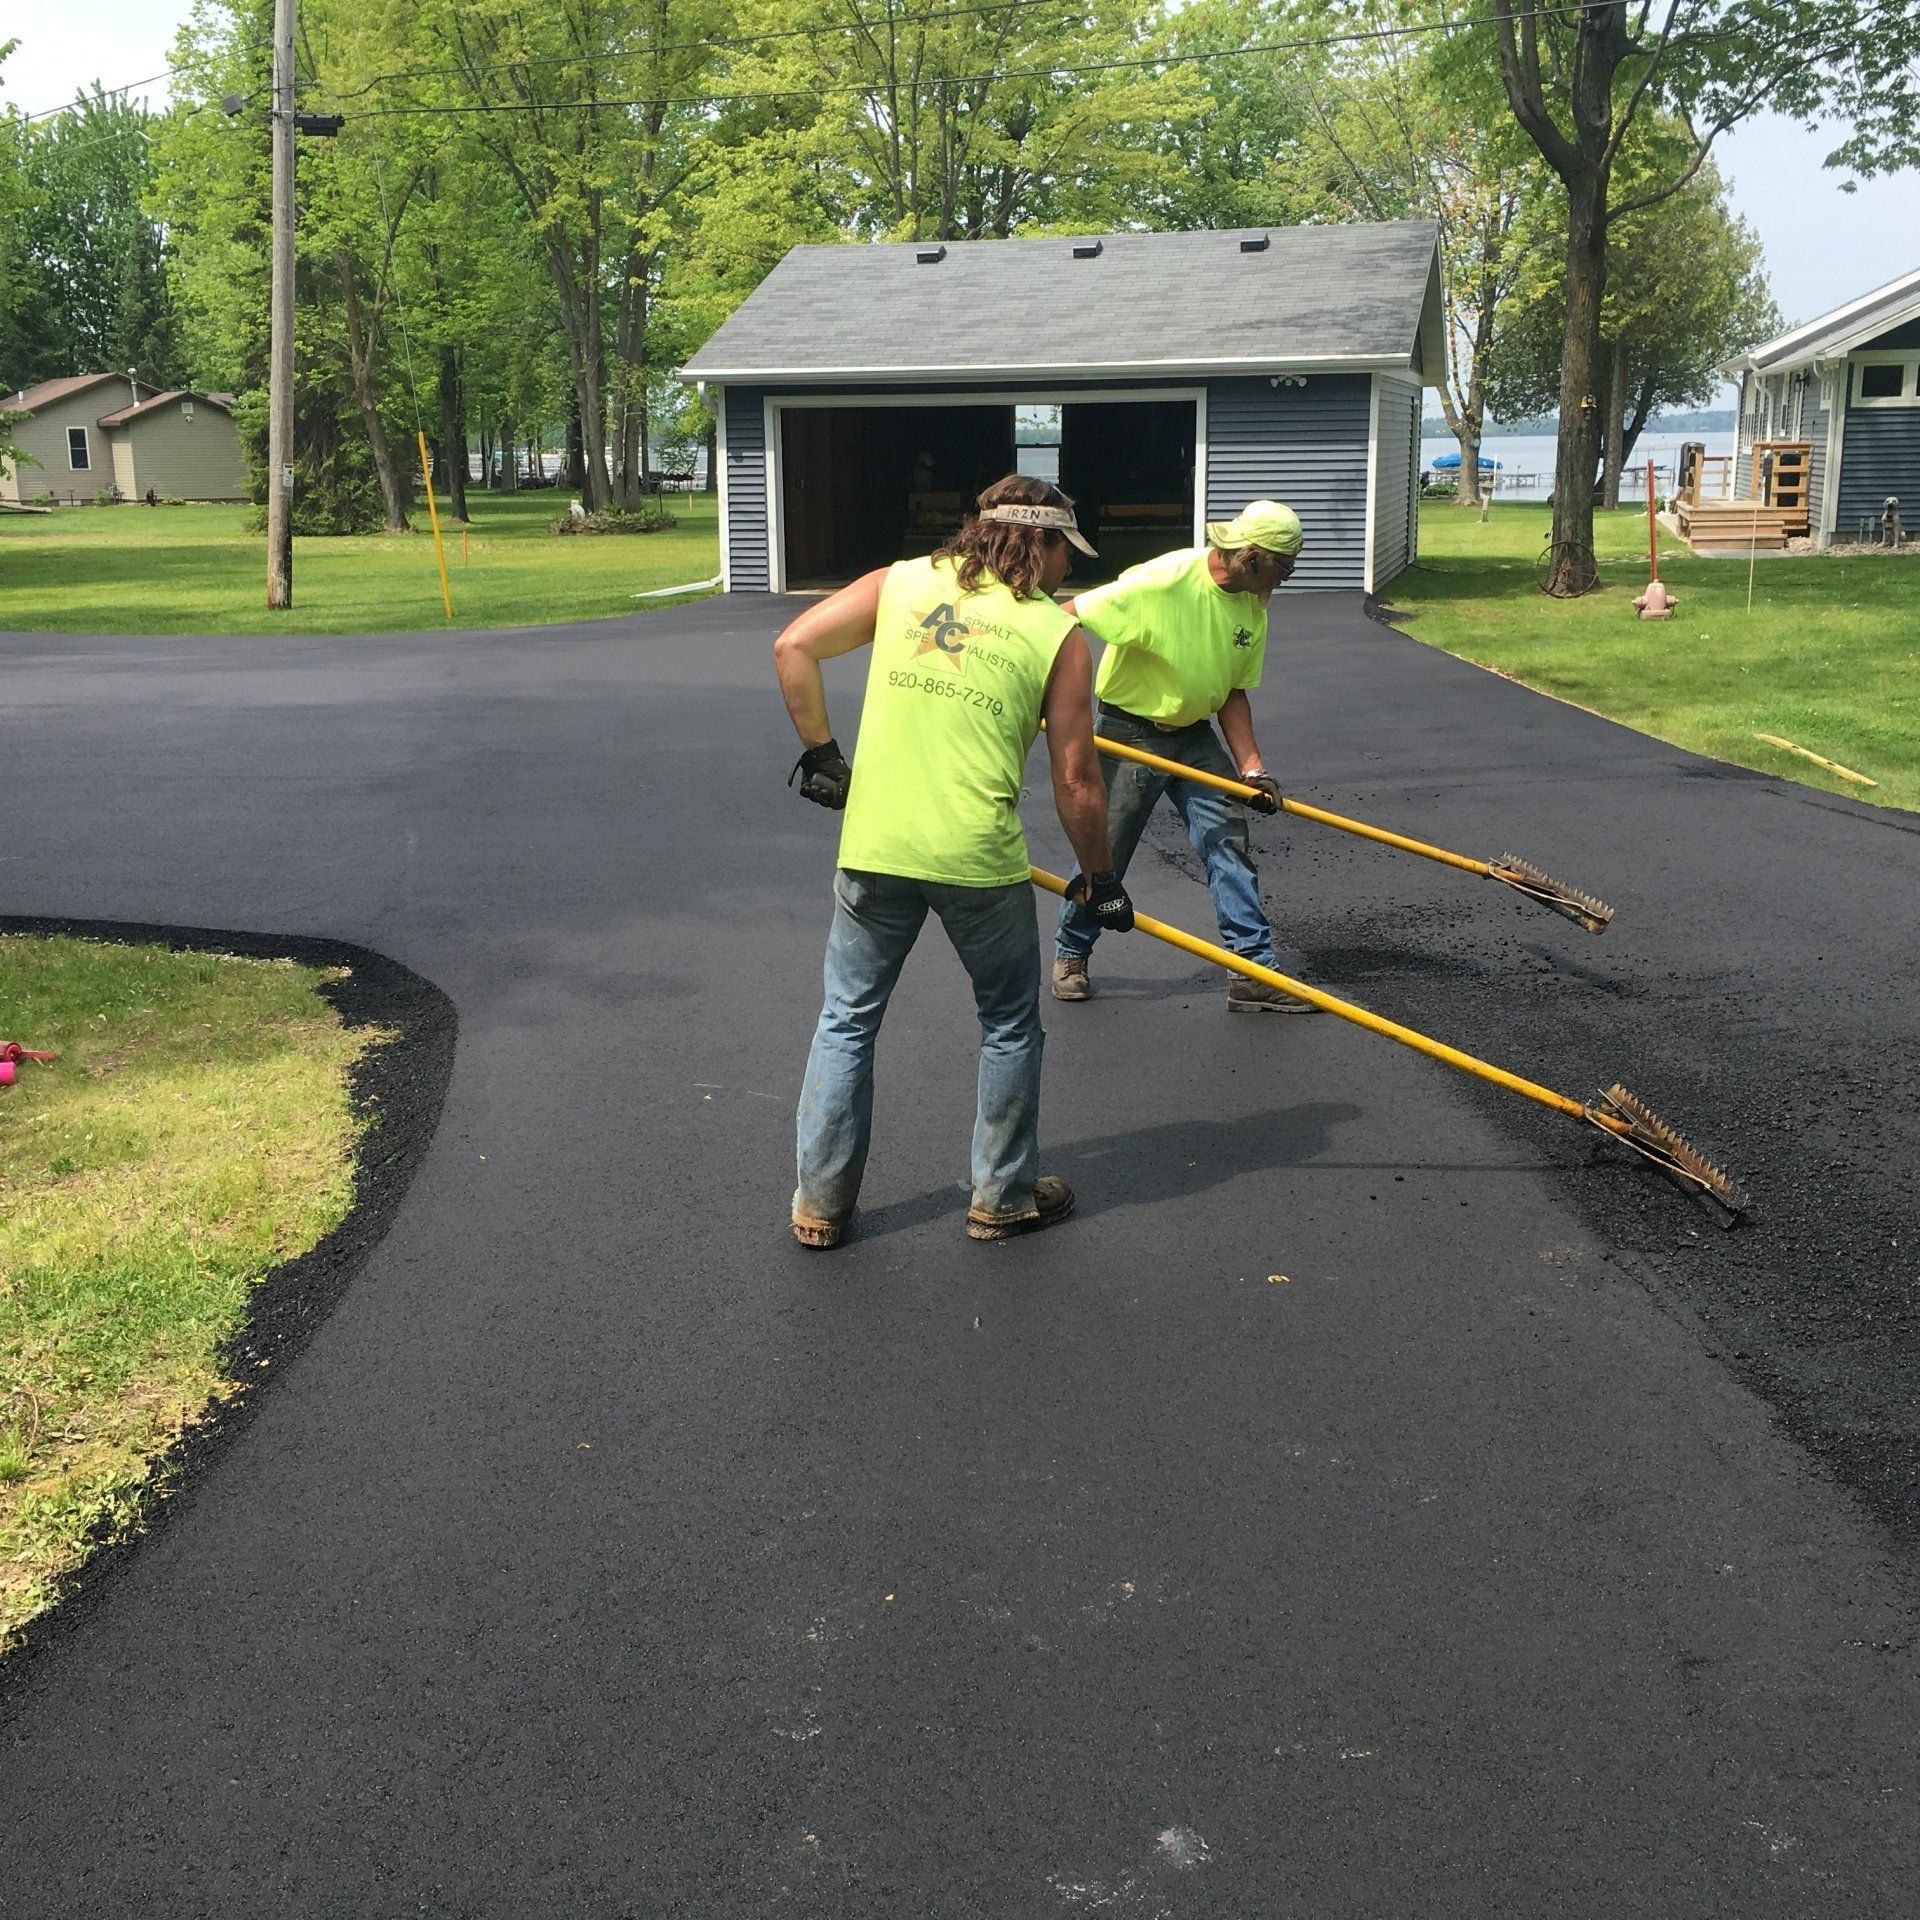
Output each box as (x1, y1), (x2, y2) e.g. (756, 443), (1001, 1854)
(1240, 772), (1283, 815)
(1068, 868), (1135, 932)
(789, 737), (851, 810)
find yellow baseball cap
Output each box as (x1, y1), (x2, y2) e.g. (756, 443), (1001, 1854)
(1206, 500), (1304, 557)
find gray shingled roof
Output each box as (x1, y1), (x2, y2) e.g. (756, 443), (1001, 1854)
(680, 221), (1442, 384)
(1728, 264), (1920, 374)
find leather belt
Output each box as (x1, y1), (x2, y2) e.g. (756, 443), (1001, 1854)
(1100, 702), (1203, 735)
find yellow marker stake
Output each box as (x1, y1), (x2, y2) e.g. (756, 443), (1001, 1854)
(415, 428), (454, 625)
(1753, 733), (1877, 787)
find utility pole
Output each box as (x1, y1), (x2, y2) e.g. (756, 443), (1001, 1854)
(266, 0), (296, 608)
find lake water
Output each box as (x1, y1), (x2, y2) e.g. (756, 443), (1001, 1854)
(1026, 430), (1734, 501)
(1420, 429), (1735, 498)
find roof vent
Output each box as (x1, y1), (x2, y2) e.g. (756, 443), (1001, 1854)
(1071, 238), (1103, 259)
(915, 244), (946, 264)
(1239, 232), (1270, 253)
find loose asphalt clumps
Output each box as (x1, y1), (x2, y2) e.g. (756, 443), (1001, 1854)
(1150, 636), (1920, 1564)
(0, 919), (454, 1684)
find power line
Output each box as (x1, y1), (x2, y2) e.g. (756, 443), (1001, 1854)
(338, 2), (1587, 121)
(23, 66), (188, 123)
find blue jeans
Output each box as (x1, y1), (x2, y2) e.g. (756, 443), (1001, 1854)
(795, 869), (1043, 1226)
(1056, 711), (1278, 966)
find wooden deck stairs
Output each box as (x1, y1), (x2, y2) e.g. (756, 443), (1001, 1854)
(1674, 442), (1810, 553)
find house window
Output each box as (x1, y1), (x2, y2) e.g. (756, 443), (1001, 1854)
(1853, 356), (1920, 407)
(67, 426), (90, 471)
(181, 399), (194, 420)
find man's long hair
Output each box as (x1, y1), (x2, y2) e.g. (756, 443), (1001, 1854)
(935, 473), (1073, 601)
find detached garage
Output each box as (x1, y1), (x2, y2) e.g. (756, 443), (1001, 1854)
(679, 220), (1442, 595)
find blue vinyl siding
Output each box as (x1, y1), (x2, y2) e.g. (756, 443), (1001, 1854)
(1835, 403), (1920, 536)
(716, 372), (1385, 591)
(722, 387), (769, 590)
(1370, 378), (1420, 589)
(1204, 376), (1371, 590)
(1834, 320), (1920, 536)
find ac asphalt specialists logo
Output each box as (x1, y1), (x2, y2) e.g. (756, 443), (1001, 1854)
(1232, 626), (1254, 649)
(915, 602), (971, 663)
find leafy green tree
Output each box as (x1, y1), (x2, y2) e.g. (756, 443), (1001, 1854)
(1486, 154), (1778, 506)
(713, 0), (1204, 243)
(155, 0), (412, 534)
(1140, 0), (1320, 233)
(0, 88), (179, 389)
(403, 0), (729, 509)
(1272, 3), (1538, 506)
(1481, 0), (1920, 593)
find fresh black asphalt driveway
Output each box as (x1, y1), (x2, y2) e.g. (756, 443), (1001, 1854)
(2, 591), (1916, 1915)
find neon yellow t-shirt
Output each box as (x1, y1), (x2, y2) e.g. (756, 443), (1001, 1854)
(837, 555), (1076, 887)
(1078, 546), (1267, 728)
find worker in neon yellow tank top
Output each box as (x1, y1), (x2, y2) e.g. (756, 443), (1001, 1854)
(774, 476), (1136, 1250)
(1053, 500), (1314, 1015)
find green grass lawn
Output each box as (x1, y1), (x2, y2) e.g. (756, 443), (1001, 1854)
(0, 935), (378, 1651)
(1390, 505), (1919, 812)
(0, 490), (720, 635)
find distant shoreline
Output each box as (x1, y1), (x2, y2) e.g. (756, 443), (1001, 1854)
(1422, 410), (1734, 438)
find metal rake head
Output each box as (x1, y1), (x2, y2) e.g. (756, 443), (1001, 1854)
(1586, 1084), (1746, 1218)
(1489, 854), (1614, 934)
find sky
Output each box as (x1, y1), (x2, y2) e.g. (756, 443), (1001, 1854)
(6, 0), (1919, 353)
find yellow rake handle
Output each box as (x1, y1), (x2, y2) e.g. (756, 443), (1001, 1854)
(1090, 731), (1491, 878)
(1030, 865), (1590, 1124)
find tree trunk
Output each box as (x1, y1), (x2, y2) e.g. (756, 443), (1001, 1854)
(1601, 334), (1625, 509)
(1455, 426), (1483, 508)
(704, 415), (717, 495)
(337, 251), (409, 535)
(438, 346), (469, 521)
(1620, 374), (1657, 477)
(611, 247), (648, 511)
(478, 423), (493, 492)
(565, 399), (586, 492)
(1546, 182), (1607, 594)
(499, 414), (518, 492)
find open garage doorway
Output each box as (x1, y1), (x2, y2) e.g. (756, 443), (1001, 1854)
(772, 393), (1199, 591)
(778, 404), (1013, 589)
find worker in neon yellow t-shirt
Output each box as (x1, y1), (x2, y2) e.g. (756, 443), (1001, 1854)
(773, 476), (1134, 1251)
(1054, 500), (1312, 1014)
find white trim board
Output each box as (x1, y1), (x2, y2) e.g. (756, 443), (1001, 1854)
(765, 386), (1208, 595)
(687, 352), (1422, 386)
(714, 393), (732, 592)
(1823, 368), (1847, 543)
(1363, 376), (1380, 594)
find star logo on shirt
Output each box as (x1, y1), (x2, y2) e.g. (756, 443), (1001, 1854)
(914, 602), (970, 665)
(1232, 626), (1255, 649)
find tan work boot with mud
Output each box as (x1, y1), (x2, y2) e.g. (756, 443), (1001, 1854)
(1051, 955), (1091, 1001)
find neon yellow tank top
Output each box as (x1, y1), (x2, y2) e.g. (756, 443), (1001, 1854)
(837, 555), (1076, 887)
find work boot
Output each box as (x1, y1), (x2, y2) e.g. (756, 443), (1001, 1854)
(1227, 975), (1318, 1014)
(791, 1208), (848, 1250)
(1051, 954), (1092, 1001)
(966, 1175), (1076, 1242)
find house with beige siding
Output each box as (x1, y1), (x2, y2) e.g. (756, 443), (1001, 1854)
(1, 373), (246, 504)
